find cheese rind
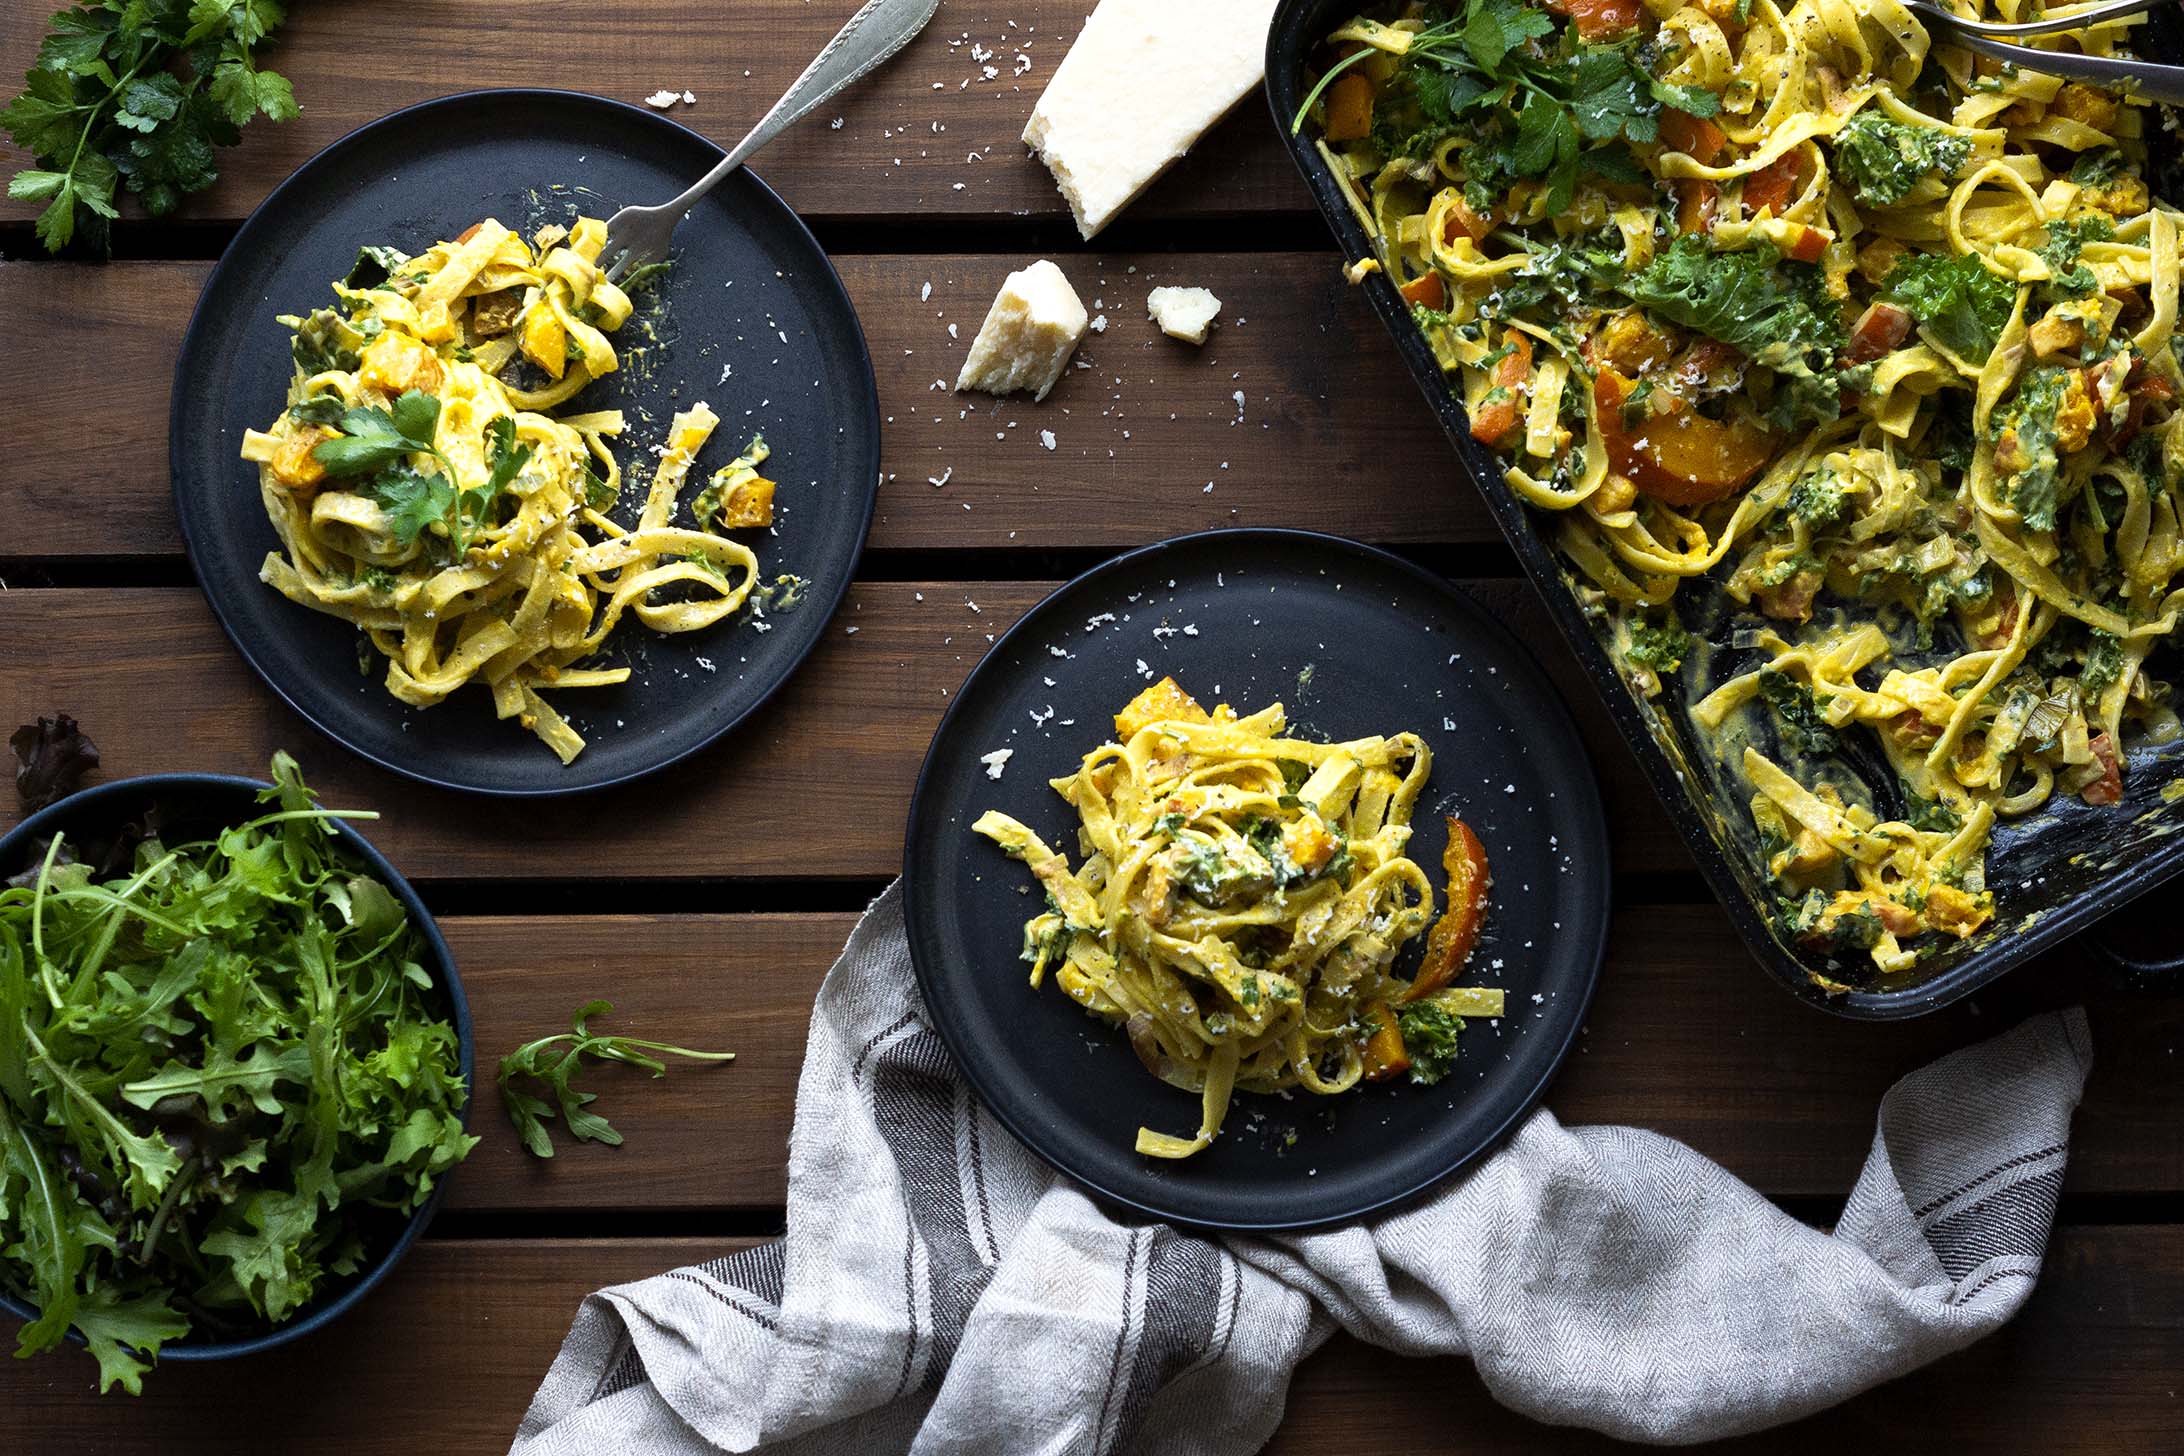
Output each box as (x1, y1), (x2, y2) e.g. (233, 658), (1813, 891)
(955, 260), (1089, 402)
(1147, 286), (1222, 345)
(1023, 0), (1280, 239)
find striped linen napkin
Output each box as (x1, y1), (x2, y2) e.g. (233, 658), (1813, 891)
(510, 883), (2091, 1453)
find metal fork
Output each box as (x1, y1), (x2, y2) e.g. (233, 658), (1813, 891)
(1905, 0), (2184, 104)
(600, 0), (942, 284)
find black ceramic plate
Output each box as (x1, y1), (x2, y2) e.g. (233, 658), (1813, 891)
(172, 90), (879, 795)
(902, 529), (1611, 1229)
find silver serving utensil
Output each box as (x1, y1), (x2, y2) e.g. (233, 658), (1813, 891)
(601, 0), (942, 283)
(1904, 0), (2184, 105)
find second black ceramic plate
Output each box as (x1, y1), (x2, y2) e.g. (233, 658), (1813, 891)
(172, 90), (879, 795)
(903, 529), (1611, 1229)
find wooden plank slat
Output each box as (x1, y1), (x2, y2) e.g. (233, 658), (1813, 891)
(0, 1), (1309, 232)
(431, 910), (2183, 1211)
(0, 582), (1687, 875)
(0, 255), (1471, 560)
(4, 1228), (2176, 1452)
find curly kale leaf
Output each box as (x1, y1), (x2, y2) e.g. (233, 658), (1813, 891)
(1617, 235), (1845, 371)
(1831, 110), (1971, 207)
(1883, 252), (2019, 362)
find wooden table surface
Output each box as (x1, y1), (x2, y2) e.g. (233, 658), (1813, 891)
(3, 3), (2179, 1451)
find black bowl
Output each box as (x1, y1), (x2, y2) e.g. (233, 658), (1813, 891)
(0, 774), (472, 1362)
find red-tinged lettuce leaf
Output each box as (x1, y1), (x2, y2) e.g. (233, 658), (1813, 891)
(10, 713), (98, 811)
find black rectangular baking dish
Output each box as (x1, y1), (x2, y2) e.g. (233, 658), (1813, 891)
(1266, 0), (2184, 1016)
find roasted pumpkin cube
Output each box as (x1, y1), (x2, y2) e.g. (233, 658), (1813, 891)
(521, 305), (568, 380)
(271, 425), (334, 490)
(2050, 83), (2119, 134)
(1280, 813), (1338, 874)
(1114, 677), (1209, 739)
(359, 331), (444, 397)
(716, 475), (776, 529)
(1922, 883), (1990, 938)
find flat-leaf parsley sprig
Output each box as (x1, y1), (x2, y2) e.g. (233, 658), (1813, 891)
(5, 1), (300, 253)
(1292, 0), (1720, 214)
(497, 1001), (736, 1159)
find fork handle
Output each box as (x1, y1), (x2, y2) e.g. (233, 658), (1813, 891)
(653, 0), (941, 217)
(1937, 25), (2184, 103)
(1910, 0), (2174, 38)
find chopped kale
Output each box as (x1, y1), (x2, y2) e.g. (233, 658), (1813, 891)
(1617, 235), (1845, 374)
(1831, 110), (1971, 207)
(1884, 251), (2018, 361)
(1624, 614), (1693, 673)
(1395, 1001), (1466, 1085)
(1758, 668), (1840, 756)
(1787, 470), (1853, 525)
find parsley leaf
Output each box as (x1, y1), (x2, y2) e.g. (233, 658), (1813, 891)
(4, 0), (301, 253)
(497, 1001), (735, 1159)
(1462, 0), (1554, 71)
(361, 465), (458, 548)
(461, 414), (533, 525)
(311, 391), (445, 478)
(1570, 47), (1653, 143)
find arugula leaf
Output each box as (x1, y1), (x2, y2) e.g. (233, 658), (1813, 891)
(1884, 251), (2018, 361)
(4, 0), (300, 253)
(0, 753), (476, 1389)
(498, 1001), (735, 1159)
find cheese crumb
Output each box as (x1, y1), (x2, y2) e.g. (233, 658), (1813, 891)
(955, 260), (1089, 402)
(1147, 285), (1221, 345)
(1040, 429), (1057, 450)
(980, 749), (1014, 780)
(643, 90), (683, 108)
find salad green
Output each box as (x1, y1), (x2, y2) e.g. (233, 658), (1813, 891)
(0, 754), (474, 1392)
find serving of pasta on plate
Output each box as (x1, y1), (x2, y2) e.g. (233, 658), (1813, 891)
(973, 677), (1502, 1160)
(240, 217), (786, 764)
(1300, 0), (2182, 978)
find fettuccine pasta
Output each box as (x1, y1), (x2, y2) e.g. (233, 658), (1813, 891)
(241, 218), (784, 763)
(1303, 1), (2182, 976)
(974, 677), (1502, 1159)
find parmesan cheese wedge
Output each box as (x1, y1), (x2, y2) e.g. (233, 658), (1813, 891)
(1147, 285), (1222, 344)
(955, 260), (1089, 401)
(1023, 0), (1281, 240)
